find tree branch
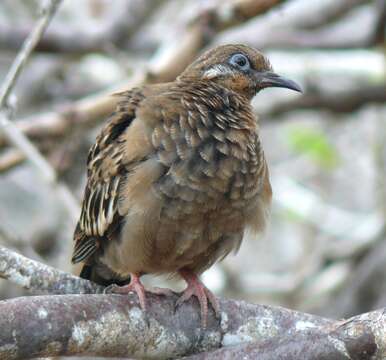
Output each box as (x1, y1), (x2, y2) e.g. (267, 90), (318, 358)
(321, 227), (386, 318)
(0, 148), (25, 172)
(0, 293), (334, 360)
(0, 246), (102, 294)
(295, 0), (370, 30)
(0, 246), (386, 359)
(0, 0), (62, 107)
(225, 0), (380, 51)
(371, 0), (386, 45)
(184, 313), (381, 359)
(266, 83), (386, 117)
(0, 0), (166, 54)
(0, 0), (79, 220)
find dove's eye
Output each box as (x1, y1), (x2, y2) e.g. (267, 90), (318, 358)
(229, 53), (250, 71)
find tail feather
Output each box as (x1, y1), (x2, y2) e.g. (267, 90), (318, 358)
(79, 262), (131, 287)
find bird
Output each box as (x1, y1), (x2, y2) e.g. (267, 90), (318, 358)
(71, 44), (301, 327)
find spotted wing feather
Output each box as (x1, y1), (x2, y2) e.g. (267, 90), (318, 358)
(72, 89), (144, 264)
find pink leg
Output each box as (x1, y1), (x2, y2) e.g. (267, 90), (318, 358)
(176, 270), (220, 328)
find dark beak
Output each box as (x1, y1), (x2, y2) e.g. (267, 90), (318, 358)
(256, 71), (302, 93)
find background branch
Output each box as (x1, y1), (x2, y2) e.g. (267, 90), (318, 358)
(0, 0), (291, 171)
(0, 0), (79, 220)
(295, 0), (370, 29)
(266, 84), (386, 117)
(0, 0), (62, 107)
(0, 0), (166, 54)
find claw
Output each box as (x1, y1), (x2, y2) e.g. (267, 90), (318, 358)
(104, 283), (120, 294)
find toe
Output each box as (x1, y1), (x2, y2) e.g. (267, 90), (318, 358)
(175, 287), (193, 308)
(205, 289), (220, 319)
(133, 283), (147, 311)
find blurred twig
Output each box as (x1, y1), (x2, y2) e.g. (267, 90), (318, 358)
(313, 109), (386, 317)
(266, 83), (386, 117)
(0, 113), (79, 217)
(371, 0), (386, 45)
(0, 224), (45, 263)
(273, 175), (384, 256)
(320, 227), (386, 318)
(0, 0), (62, 106)
(146, 0), (289, 82)
(0, 0), (289, 169)
(223, 0), (382, 51)
(0, 148), (24, 171)
(0, 0), (79, 221)
(0, 0), (166, 54)
(296, 0), (370, 29)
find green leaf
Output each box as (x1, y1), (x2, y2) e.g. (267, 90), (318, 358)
(286, 125), (340, 169)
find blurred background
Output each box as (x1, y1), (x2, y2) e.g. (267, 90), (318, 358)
(0, 0), (385, 322)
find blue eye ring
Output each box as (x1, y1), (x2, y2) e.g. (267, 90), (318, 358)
(229, 53), (250, 71)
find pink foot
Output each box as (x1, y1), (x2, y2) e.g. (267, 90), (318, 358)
(104, 273), (147, 310)
(176, 270), (220, 328)
(104, 274), (174, 311)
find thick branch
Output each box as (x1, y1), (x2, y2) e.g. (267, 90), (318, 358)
(1, 246), (386, 359)
(0, 294), (385, 359)
(0, 294), (329, 359)
(185, 313), (381, 359)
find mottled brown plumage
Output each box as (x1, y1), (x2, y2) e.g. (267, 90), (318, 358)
(72, 44), (301, 326)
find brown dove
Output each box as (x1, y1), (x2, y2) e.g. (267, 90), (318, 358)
(71, 44), (301, 326)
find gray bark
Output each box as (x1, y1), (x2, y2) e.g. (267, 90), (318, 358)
(1, 246), (386, 359)
(0, 293), (385, 359)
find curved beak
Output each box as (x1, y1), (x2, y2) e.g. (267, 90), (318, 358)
(255, 71), (302, 93)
